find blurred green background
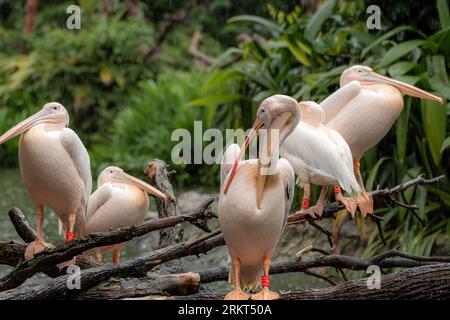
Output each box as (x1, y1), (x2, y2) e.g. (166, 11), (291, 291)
(0, 0), (449, 260)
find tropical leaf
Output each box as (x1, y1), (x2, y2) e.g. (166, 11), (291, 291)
(227, 15), (281, 34)
(304, 0), (337, 41)
(421, 99), (447, 165)
(396, 97), (411, 164)
(437, 0), (450, 29)
(440, 136), (450, 153)
(365, 157), (390, 191)
(361, 25), (420, 58)
(379, 40), (426, 67)
(388, 61), (418, 77)
(187, 94), (242, 107)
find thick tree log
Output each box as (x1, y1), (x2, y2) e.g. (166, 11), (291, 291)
(196, 249), (450, 284)
(162, 263), (450, 300)
(145, 159), (185, 274)
(0, 242), (26, 267)
(0, 232), (224, 299)
(145, 159), (183, 247)
(0, 199), (215, 292)
(77, 272), (200, 299)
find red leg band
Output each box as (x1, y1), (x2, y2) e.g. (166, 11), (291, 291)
(65, 231), (75, 242)
(333, 185), (341, 194)
(302, 197), (310, 209)
(261, 275), (270, 287)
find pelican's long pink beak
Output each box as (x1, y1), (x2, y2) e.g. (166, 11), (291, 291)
(0, 110), (47, 144)
(367, 72), (443, 103)
(118, 172), (169, 202)
(223, 120), (264, 195)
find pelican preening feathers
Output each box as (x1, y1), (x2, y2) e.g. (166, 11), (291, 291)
(85, 166), (168, 263)
(0, 65), (443, 300)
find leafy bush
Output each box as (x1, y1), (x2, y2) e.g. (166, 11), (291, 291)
(91, 71), (218, 188)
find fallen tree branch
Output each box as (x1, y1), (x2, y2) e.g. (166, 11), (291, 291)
(195, 249), (450, 284)
(288, 175), (446, 224)
(0, 233), (224, 299)
(0, 199), (215, 292)
(77, 272), (200, 300)
(164, 263), (450, 300)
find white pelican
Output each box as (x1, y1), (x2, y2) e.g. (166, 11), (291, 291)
(0, 102), (92, 260)
(84, 166), (168, 263)
(219, 94), (296, 300)
(280, 101), (360, 218)
(320, 65), (443, 215)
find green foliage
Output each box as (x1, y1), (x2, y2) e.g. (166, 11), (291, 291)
(194, 0), (450, 257)
(91, 71), (216, 188)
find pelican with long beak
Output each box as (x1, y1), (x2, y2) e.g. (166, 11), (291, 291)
(320, 65), (444, 215)
(85, 166), (168, 263)
(219, 94), (297, 300)
(0, 102), (92, 260)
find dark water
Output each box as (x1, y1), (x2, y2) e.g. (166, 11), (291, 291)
(0, 168), (326, 292)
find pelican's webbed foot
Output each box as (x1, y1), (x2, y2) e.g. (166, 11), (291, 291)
(24, 239), (54, 261)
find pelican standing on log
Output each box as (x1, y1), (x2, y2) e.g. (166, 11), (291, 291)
(280, 101), (360, 218)
(0, 102), (92, 260)
(219, 94), (297, 300)
(85, 166), (168, 263)
(320, 65), (444, 215)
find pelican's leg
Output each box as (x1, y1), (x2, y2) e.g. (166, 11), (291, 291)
(295, 186), (327, 219)
(334, 185), (357, 218)
(65, 213), (76, 242)
(95, 250), (103, 263)
(251, 256), (279, 300)
(24, 205), (54, 260)
(224, 258), (250, 300)
(354, 160), (373, 217)
(112, 249), (121, 264)
(293, 183), (311, 217)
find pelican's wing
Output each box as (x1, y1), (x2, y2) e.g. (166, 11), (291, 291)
(220, 143), (241, 190)
(320, 81), (361, 124)
(281, 124), (360, 195)
(86, 183), (113, 221)
(60, 128), (93, 202)
(278, 158), (295, 233)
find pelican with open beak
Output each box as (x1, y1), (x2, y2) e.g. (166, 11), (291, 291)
(85, 166), (168, 263)
(320, 65), (444, 216)
(218, 94), (297, 300)
(0, 102), (92, 260)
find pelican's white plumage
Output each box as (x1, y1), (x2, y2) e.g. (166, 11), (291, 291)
(319, 65), (443, 215)
(0, 102), (92, 259)
(280, 102), (359, 194)
(219, 94), (298, 300)
(85, 166), (168, 263)
(280, 101), (359, 218)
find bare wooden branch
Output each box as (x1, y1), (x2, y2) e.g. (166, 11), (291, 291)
(0, 233), (224, 299)
(0, 199), (215, 292)
(145, 159), (183, 246)
(8, 208), (36, 243)
(77, 272), (200, 299)
(188, 31), (217, 68)
(145, 0), (209, 62)
(288, 175), (446, 224)
(164, 263), (450, 300)
(196, 249), (450, 284)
